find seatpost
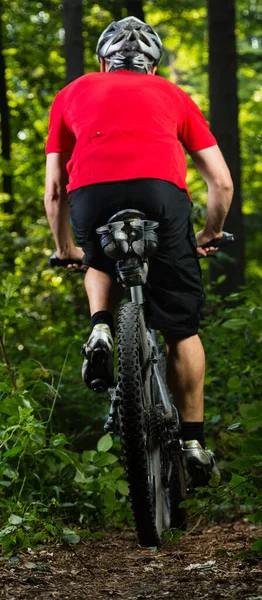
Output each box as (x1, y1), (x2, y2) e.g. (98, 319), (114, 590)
(131, 286), (144, 305)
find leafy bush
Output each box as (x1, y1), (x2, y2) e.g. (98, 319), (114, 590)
(0, 271), (132, 552)
(0, 389), (131, 553)
(178, 286), (262, 551)
(1, 269), (261, 553)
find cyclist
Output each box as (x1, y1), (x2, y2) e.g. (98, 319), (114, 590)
(44, 17), (233, 487)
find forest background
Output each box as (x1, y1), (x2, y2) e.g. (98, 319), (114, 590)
(0, 0), (261, 553)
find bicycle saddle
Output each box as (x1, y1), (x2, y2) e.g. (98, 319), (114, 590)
(96, 208), (159, 270)
(108, 209), (146, 224)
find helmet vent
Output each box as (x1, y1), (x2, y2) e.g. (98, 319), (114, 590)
(96, 15), (162, 69)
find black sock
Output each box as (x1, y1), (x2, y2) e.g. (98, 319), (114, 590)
(91, 311), (115, 339)
(181, 421), (205, 448)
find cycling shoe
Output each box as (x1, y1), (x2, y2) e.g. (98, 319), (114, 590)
(81, 324), (114, 393)
(182, 440), (221, 488)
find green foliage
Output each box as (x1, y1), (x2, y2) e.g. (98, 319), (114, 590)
(0, 380), (132, 553)
(0, 273), (132, 553)
(0, 0), (261, 554)
(176, 286), (262, 552)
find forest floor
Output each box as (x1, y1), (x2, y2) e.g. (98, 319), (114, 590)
(0, 520), (261, 600)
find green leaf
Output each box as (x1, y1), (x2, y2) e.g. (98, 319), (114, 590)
(216, 275), (226, 284)
(251, 539), (262, 553)
(116, 480), (129, 496)
(34, 532), (49, 543)
(61, 464), (76, 482)
(62, 529), (80, 544)
(3, 468), (16, 479)
(103, 487), (116, 510)
(227, 376), (241, 391)
(229, 473), (246, 494)
(2, 274), (20, 302)
(30, 431), (46, 447)
(239, 402), (262, 431)
(45, 523), (57, 536)
(93, 452), (118, 468)
(97, 433), (113, 453)
(0, 525), (17, 538)
(111, 466), (124, 480)
(222, 318), (248, 330)
(227, 422), (241, 431)
(165, 528), (184, 543)
(51, 449), (77, 466)
(3, 446), (23, 459)
(228, 457), (258, 470)
(0, 383), (11, 393)
(242, 438), (262, 456)
(74, 469), (89, 483)
(8, 515), (23, 525)
(0, 397), (19, 416)
(248, 511), (262, 525)
(50, 434), (67, 448)
(82, 450), (97, 463)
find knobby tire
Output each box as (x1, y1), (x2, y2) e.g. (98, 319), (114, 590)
(152, 355), (187, 532)
(118, 302), (187, 546)
(117, 302), (161, 547)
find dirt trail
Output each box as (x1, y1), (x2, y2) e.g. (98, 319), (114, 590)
(0, 521), (261, 600)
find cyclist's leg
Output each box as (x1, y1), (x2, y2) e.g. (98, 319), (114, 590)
(127, 179), (220, 485)
(68, 182), (130, 388)
(81, 268), (123, 391)
(84, 267), (123, 315)
(69, 180), (127, 323)
(164, 333), (205, 423)
(164, 336), (220, 486)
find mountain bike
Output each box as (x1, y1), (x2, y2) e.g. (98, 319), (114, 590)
(50, 209), (234, 548)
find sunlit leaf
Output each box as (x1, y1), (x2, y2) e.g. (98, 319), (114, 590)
(97, 433), (113, 453)
(222, 319), (248, 330)
(62, 529), (80, 544)
(8, 514), (23, 525)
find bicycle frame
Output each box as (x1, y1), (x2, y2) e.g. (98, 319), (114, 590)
(97, 208), (180, 422)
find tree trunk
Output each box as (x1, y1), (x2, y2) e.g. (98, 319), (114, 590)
(207, 0), (245, 294)
(125, 0), (144, 21)
(110, 0), (123, 21)
(63, 0), (84, 84)
(0, 0), (13, 213)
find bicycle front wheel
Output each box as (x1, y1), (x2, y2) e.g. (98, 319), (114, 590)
(117, 302), (162, 547)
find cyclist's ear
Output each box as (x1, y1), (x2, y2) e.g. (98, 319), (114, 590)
(100, 58), (106, 73)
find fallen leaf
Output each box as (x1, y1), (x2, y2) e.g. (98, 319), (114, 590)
(185, 560), (216, 571)
(23, 562), (36, 569)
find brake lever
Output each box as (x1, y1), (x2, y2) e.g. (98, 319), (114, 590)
(202, 231), (234, 249)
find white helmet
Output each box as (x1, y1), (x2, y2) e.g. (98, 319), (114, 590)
(96, 16), (163, 73)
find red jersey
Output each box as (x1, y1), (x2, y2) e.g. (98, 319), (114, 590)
(46, 71), (216, 195)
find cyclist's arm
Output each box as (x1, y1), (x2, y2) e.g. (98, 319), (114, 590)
(44, 151), (76, 257)
(177, 93), (233, 252)
(189, 145), (234, 253)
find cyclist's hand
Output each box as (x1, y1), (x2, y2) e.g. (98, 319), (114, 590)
(56, 246), (86, 270)
(195, 230), (223, 257)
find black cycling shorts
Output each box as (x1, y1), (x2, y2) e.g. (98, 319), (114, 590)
(69, 179), (204, 338)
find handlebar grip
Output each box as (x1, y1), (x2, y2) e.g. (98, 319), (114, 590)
(202, 232), (234, 249)
(49, 252), (83, 267)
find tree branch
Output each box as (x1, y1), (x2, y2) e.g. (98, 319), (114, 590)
(0, 335), (17, 391)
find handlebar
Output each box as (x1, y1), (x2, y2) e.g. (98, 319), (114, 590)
(48, 232), (234, 268)
(201, 231), (234, 249)
(49, 253), (83, 267)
